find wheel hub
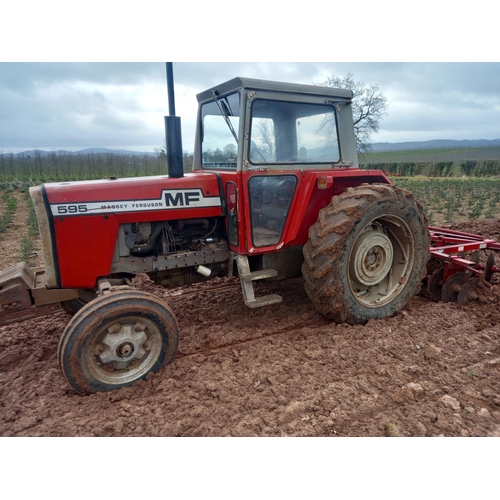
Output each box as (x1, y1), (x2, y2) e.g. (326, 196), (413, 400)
(117, 342), (134, 358)
(350, 227), (393, 286)
(97, 322), (149, 370)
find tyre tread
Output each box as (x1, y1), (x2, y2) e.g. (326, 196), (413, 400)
(302, 183), (430, 324)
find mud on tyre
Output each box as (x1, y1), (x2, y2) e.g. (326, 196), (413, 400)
(302, 184), (430, 324)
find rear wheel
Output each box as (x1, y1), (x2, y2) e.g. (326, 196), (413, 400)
(302, 184), (430, 324)
(58, 290), (178, 394)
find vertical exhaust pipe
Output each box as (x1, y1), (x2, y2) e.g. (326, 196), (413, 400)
(164, 62), (184, 178)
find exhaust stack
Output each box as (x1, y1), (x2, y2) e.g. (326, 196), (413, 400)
(164, 62), (184, 178)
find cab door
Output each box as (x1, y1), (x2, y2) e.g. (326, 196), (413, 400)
(243, 173), (298, 252)
(241, 93), (342, 254)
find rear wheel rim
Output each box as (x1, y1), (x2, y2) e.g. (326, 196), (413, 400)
(348, 215), (414, 308)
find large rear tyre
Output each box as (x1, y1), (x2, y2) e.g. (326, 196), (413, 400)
(302, 184), (430, 324)
(58, 290), (178, 394)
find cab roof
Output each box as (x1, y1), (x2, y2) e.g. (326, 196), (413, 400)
(196, 77), (353, 102)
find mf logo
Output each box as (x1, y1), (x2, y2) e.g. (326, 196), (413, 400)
(164, 190), (201, 207)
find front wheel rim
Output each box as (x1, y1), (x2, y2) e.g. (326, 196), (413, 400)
(86, 315), (163, 386)
(348, 215), (414, 308)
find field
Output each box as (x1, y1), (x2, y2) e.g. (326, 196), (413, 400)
(392, 177), (500, 225)
(359, 145), (500, 164)
(359, 146), (500, 178)
(1, 177), (500, 437)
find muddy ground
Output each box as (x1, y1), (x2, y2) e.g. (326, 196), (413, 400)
(1, 214), (500, 437)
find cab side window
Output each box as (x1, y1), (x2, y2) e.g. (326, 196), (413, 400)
(201, 92), (240, 170)
(250, 100), (340, 164)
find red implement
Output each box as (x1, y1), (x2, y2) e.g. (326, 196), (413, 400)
(428, 226), (500, 281)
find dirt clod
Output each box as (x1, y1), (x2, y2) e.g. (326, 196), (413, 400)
(385, 422), (404, 437)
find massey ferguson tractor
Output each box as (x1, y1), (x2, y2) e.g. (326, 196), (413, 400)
(0, 66), (499, 394)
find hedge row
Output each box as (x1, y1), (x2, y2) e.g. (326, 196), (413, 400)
(0, 151), (194, 182)
(361, 159), (500, 177)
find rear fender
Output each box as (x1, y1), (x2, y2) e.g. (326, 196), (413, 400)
(286, 170), (391, 246)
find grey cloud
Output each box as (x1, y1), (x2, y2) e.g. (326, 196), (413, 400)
(0, 62), (499, 151)
(0, 63), (162, 91)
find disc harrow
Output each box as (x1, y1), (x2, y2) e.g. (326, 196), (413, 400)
(422, 226), (500, 305)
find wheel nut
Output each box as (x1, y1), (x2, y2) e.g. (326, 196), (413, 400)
(107, 323), (121, 334)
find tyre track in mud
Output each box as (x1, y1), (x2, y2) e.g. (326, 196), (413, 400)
(135, 273), (332, 354)
(157, 277), (328, 358)
(174, 316), (327, 360)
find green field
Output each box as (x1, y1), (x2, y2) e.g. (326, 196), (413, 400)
(392, 177), (500, 225)
(359, 146), (500, 164)
(359, 146), (500, 177)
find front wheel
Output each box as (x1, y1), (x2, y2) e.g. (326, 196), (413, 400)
(58, 290), (178, 394)
(302, 184), (430, 324)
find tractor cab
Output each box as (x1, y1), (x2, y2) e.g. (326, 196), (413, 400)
(193, 77), (358, 172)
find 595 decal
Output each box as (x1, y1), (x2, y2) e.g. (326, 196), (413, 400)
(57, 205), (88, 214)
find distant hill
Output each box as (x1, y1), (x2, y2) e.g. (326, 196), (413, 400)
(369, 139), (500, 152)
(3, 140), (500, 158)
(0, 148), (156, 157)
(77, 148), (156, 156)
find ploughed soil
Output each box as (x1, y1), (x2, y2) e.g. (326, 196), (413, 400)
(1, 214), (500, 437)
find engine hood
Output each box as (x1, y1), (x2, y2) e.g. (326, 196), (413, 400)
(30, 172), (224, 289)
(42, 172), (223, 217)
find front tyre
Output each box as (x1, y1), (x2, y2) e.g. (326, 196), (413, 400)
(58, 290), (178, 394)
(302, 184), (430, 324)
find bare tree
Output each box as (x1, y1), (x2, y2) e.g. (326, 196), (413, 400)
(255, 119), (275, 159)
(223, 143), (237, 160)
(319, 73), (388, 153)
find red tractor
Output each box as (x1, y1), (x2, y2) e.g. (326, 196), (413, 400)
(0, 68), (498, 394)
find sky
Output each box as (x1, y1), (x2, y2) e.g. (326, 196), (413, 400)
(1, 62), (499, 154)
